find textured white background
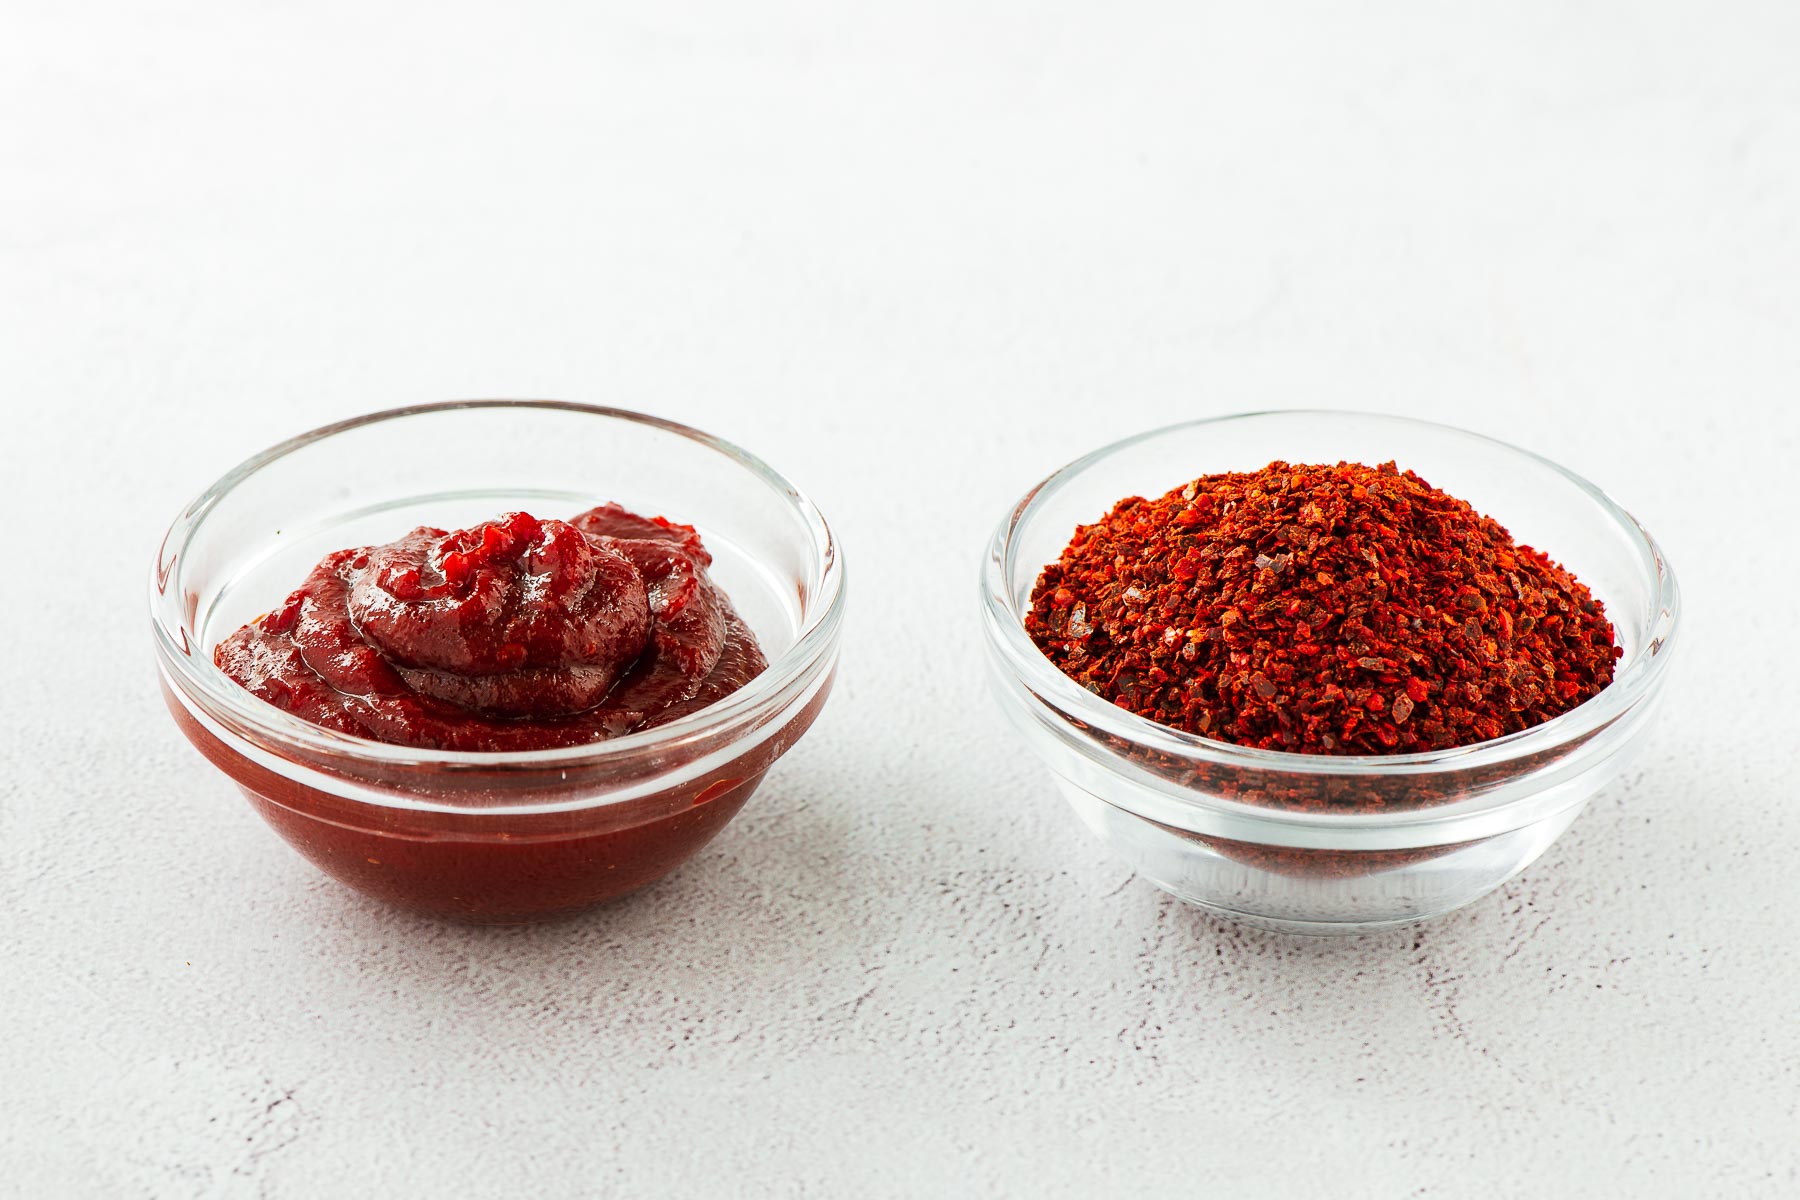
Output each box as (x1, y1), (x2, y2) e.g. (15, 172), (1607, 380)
(4, 3), (1798, 1197)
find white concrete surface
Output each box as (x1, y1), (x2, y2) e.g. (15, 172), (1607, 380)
(4, 3), (1798, 1196)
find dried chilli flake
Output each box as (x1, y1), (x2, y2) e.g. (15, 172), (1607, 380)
(1025, 460), (1621, 757)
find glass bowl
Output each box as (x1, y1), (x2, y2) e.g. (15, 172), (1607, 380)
(980, 410), (1679, 936)
(151, 401), (845, 924)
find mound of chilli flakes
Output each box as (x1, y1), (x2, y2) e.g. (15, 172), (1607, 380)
(1025, 460), (1621, 756)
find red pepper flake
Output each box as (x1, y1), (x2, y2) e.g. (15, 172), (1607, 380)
(1024, 459), (1620, 757)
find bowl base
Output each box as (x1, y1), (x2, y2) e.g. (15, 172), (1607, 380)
(1144, 882), (1506, 937)
(1059, 779), (1583, 935)
(241, 780), (760, 924)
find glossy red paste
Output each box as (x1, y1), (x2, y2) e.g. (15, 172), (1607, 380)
(175, 504), (798, 922)
(216, 504), (766, 751)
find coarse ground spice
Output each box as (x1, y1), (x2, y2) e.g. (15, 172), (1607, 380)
(1026, 460), (1621, 759)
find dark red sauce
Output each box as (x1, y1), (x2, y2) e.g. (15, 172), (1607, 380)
(179, 504), (807, 923)
(215, 504), (766, 750)
(162, 680), (826, 923)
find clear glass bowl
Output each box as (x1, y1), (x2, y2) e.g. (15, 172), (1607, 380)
(981, 410), (1679, 936)
(151, 401), (845, 923)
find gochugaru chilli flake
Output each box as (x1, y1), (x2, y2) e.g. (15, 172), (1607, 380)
(1025, 461), (1621, 755)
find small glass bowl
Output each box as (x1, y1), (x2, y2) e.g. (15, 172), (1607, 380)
(151, 401), (845, 924)
(981, 410), (1679, 935)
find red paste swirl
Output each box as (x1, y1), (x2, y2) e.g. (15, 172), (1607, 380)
(215, 504), (767, 751)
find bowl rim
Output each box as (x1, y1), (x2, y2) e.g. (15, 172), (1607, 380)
(981, 408), (1680, 789)
(151, 399), (846, 771)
